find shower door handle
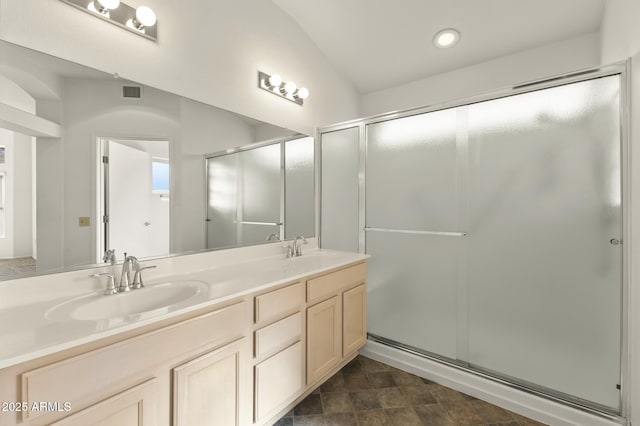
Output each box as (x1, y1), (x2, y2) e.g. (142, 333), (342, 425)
(364, 227), (467, 237)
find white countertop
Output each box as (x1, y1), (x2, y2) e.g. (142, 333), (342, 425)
(0, 247), (368, 369)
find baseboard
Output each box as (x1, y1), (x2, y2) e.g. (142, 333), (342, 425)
(359, 341), (626, 426)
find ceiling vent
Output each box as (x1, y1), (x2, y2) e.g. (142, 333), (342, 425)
(122, 85), (142, 99)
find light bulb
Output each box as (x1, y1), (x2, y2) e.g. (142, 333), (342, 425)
(96, 0), (120, 9)
(88, 0), (119, 14)
(283, 81), (297, 95)
(136, 6), (157, 27)
(296, 87), (309, 100)
(268, 74), (282, 87)
(433, 29), (460, 48)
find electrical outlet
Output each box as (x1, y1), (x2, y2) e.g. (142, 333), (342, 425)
(79, 217), (90, 227)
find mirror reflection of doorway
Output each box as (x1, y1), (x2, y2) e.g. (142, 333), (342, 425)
(98, 138), (170, 262)
(0, 128), (36, 276)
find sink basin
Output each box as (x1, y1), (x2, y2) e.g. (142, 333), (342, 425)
(46, 280), (209, 322)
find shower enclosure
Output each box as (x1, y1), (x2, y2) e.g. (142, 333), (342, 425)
(320, 67), (626, 417)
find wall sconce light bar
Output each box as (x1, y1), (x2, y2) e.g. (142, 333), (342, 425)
(59, 0), (158, 41)
(258, 71), (309, 106)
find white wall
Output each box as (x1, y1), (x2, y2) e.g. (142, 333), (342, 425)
(0, 64), (35, 263)
(600, 0), (640, 63)
(0, 0), (361, 133)
(0, 130), (33, 260)
(34, 101), (64, 272)
(0, 75), (36, 261)
(253, 124), (298, 143)
(0, 130), (14, 258)
(0, 75), (36, 113)
(627, 49), (640, 426)
(361, 33), (601, 117)
(600, 1), (640, 423)
(12, 132), (32, 258)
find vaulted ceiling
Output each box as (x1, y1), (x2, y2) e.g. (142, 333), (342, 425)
(272, 0), (606, 94)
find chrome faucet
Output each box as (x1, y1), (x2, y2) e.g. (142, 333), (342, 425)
(292, 236), (307, 257)
(91, 272), (119, 295)
(131, 263), (156, 289)
(91, 252), (153, 295)
(118, 253), (138, 292)
(103, 249), (116, 265)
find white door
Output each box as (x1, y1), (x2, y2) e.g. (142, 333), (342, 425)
(108, 141), (154, 260)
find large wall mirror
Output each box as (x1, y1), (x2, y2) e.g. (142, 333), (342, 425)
(0, 40), (315, 280)
(206, 136), (314, 249)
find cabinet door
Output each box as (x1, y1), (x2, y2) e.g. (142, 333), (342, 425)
(51, 379), (157, 426)
(173, 339), (247, 426)
(343, 284), (367, 356)
(255, 341), (303, 422)
(306, 296), (341, 384)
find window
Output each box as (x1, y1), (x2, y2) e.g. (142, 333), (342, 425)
(151, 159), (169, 195)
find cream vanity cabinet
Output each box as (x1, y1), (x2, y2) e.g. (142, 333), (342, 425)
(251, 260), (368, 426)
(0, 259), (367, 426)
(306, 262), (367, 386)
(252, 282), (305, 424)
(173, 338), (247, 426)
(0, 300), (250, 426)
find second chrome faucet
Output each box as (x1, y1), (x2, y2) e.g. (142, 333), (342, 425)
(118, 253), (138, 292)
(284, 236), (308, 258)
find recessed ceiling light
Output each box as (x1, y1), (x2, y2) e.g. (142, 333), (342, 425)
(434, 28), (460, 48)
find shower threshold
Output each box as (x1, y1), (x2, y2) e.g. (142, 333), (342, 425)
(367, 333), (625, 424)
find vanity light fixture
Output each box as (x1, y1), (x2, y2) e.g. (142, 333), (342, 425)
(433, 28), (460, 48)
(59, 0), (158, 41)
(258, 71), (309, 106)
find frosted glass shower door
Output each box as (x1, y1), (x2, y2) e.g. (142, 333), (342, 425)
(366, 109), (463, 360)
(466, 76), (622, 410)
(206, 144), (281, 248)
(284, 136), (315, 239)
(238, 144), (282, 245)
(206, 153), (239, 249)
(321, 127), (360, 252)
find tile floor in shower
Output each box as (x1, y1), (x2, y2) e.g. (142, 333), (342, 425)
(274, 355), (546, 426)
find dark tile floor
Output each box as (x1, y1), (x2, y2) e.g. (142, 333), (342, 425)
(274, 356), (546, 426)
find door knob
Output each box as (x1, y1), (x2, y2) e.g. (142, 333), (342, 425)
(144, 222), (151, 227)
(610, 238), (621, 245)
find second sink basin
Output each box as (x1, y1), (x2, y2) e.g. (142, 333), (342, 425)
(46, 280), (209, 322)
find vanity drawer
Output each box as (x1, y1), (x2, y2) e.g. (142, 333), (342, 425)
(255, 282), (302, 325)
(20, 301), (247, 422)
(254, 341), (303, 423)
(255, 312), (302, 360)
(307, 262), (366, 303)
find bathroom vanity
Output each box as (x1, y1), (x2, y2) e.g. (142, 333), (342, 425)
(0, 247), (367, 426)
